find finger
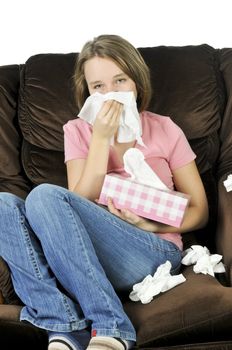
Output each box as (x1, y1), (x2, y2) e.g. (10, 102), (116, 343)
(109, 102), (123, 126)
(105, 103), (122, 134)
(97, 100), (115, 120)
(103, 100), (123, 122)
(120, 209), (141, 224)
(107, 197), (122, 217)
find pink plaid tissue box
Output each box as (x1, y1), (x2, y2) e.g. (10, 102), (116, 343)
(98, 175), (190, 228)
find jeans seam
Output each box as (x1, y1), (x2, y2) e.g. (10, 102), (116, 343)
(17, 208), (43, 280)
(16, 205), (83, 325)
(63, 195), (119, 329)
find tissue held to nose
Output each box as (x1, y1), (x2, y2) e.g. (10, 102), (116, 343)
(78, 91), (146, 146)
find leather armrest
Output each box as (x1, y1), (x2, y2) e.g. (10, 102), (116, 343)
(216, 175), (232, 285)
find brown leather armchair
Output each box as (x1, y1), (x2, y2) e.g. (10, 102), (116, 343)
(0, 44), (232, 349)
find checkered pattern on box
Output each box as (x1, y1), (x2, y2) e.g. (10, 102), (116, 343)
(99, 175), (189, 226)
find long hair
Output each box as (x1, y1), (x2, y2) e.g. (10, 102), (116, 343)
(74, 34), (152, 112)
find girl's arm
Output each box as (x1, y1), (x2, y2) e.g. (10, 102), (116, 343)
(66, 100), (122, 201)
(108, 160), (209, 234)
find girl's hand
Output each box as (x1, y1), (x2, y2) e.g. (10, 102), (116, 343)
(107, 197), (158, 231)
(92, 100), (123, 141)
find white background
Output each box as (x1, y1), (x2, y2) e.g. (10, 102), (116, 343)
(0, 0), (231, 65)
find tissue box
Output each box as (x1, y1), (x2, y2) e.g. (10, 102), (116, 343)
(98, 175), (190, 228)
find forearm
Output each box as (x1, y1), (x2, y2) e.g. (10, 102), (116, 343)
(73, 136), (110, 201)
(139, 205), (209, 234)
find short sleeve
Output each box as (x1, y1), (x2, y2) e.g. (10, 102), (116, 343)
(165, 118), (196, 170)
(63, 119), (91, 163)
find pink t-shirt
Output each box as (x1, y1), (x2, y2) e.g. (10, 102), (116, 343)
(63, 111), (196, 250)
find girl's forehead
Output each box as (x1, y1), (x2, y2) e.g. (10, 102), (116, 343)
(84, 57), (124, 80)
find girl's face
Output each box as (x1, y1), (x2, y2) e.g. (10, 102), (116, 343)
(84, 56), (137, 98)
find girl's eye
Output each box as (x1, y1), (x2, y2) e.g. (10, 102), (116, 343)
(116, 78), (126, 84)
(93, 84), (102, 89)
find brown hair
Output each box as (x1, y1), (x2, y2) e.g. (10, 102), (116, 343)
(74, 34), (152, 112)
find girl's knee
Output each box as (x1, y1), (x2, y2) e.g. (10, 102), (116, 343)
(25, 183), (68, 213)
(26, 183), (58, 203)
(0, 192), (24, 210)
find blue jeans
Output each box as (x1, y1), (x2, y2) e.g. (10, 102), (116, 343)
(0, 184), (182, 341)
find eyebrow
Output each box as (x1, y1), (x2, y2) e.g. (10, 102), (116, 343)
(113, 73), (127, 79)
(89, 73), (127, 87)
(89, 80), (102, 87)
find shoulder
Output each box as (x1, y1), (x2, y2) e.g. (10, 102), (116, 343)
(63, 118), (89, 131)
(141, 110), (173, 125)
(63, 118), (92, 138)
(63, 118), (91, 162)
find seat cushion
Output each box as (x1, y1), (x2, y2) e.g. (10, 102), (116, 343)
(0, 319), (48, 350)
(123, 267), (232, 347)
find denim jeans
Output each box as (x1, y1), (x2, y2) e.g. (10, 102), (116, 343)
(0, 184), (182, 341)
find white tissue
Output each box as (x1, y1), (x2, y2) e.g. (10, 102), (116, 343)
(181, 245), (225, 277)
(123, 148), (169, 190)
(223, 174), (232, 192)
(78, 91), (145, 146)
(130, 244), (225, 304)
(181, 245), (210, 265)
(129, 261), (186, 304)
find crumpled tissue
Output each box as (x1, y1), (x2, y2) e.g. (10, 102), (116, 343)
(123, 148), (168, 190)
(223, 174), (232, 192)
(129, 261), (186, 304)
(78, 91), (145, 146)
(181, 245), (225, 277)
